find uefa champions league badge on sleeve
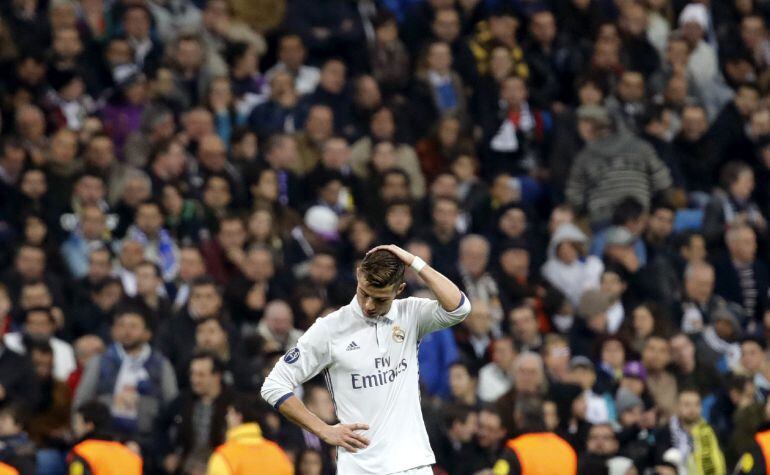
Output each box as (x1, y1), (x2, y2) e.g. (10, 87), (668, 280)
(284, 347), (300, 364)
(392, 326), (405, 343)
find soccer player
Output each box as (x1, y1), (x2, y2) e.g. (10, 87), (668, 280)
(261, 244), (471, 474)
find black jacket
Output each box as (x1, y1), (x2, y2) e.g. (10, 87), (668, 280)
(0, 347), (39, 410)
(713, 256), (769, 323)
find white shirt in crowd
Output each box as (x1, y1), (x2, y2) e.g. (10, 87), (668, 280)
(262, 294), (471, 474)
(4, 333), (76, 382)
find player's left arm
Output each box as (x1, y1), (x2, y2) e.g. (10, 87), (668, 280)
(368, 244), (471, 334)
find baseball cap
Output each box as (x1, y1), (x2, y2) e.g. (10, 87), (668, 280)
(622, 361), (647, 381)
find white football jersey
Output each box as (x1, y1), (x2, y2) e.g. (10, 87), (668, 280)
(261, 294), (471, 474)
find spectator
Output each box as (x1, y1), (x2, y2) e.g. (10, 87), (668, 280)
(704, 162), (766, 248)
(3, 307), (76, 382)
(125, 200), (180, 283)
(570, 290), (612, 357)
(160, 352), (235, 474)
(257, 300), (304, 352)
(158, 276), (224, 386)
(654, 388), (726, 473)
(458, 234), (503, 323)
(199, 215), (248, 286)
(454, 300), (495, 372)
(509, 305), (543, 353)
(714, 224), (769, 323)
(73, 306), (178, 450)
(27, 341), (71, 447)
(433, 404), (482, 474)
(0, 404), (36, 474)
(542, 223), (603, 307)
(642, 335), (678, 421)
(496, 352), (548, 435)
(669, 332), (721, 397)
(448, 361), (479, 408)
(478, 337), (516, 403)
(565, 105), (672, 228)
(567, 356), (614, 424)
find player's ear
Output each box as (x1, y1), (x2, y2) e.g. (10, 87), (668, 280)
(396, 283), (406, 295)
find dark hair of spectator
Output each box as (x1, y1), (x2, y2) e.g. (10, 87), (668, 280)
(92, 276), (122, 294)
(610, 197), (646, 226)
(191, 350), (225, 375)
(719, 161), (752, 190)
(24, 306), (54, 324)
(114, 304), (152, 330)
(741, 334), (767, 350)
(443, 404), (474, 429)
(230, 395), (260, 424)
(27, 339), (53, 356)
(449, 359), (479, 378)
(76, 401), (111, 433)
(359, 249), (405, 288)
(372, 10), (397, 29)
(191, 275), (220, 291)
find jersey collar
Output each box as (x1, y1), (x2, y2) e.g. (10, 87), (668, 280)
(349, 296), (398, 325)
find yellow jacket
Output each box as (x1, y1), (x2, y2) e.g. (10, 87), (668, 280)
(207, 423), (293, 475)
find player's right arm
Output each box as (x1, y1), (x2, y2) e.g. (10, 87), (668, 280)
(260, 318), (371, 453)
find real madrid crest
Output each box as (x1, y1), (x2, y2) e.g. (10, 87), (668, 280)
(392, 325), (405, 343)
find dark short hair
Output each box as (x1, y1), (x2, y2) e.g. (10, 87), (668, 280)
(190, 350), (225, 375)
(77, 401), (111, 432)
(611, 197), (645, 225)
(28, 339), (53, 356)
(24, 306), (55, 324)
(230, 395), (260, 423)
(113, 304), (152, 330)
(359, 249), (405, 288)
(191, 275), (219, 291)
(443, 404), (474, 429)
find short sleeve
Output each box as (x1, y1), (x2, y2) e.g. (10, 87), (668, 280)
(411, 294), (471, 340)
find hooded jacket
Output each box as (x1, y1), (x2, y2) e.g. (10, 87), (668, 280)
(541, 223), (604, 306)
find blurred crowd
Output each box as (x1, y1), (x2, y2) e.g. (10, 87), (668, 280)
(3, 0), (770, 473)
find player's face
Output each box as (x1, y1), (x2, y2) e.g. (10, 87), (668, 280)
(355, 273), (404, 318)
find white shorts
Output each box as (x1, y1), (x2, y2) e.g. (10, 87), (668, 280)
(390, 466), (432, 475)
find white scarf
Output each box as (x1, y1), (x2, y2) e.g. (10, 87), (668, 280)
(113, 343), (152, 419)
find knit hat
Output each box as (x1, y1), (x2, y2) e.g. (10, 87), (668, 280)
(304, 205), (339, 241)
(679, 3), (709, 30)
(622, 361), (647, 381)
(615, 387), (644, 414)
(577, 289), (612, 318)
(712, 302), (743, 334)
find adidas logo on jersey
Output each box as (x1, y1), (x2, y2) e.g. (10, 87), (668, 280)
(346, 341), (360, 351)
